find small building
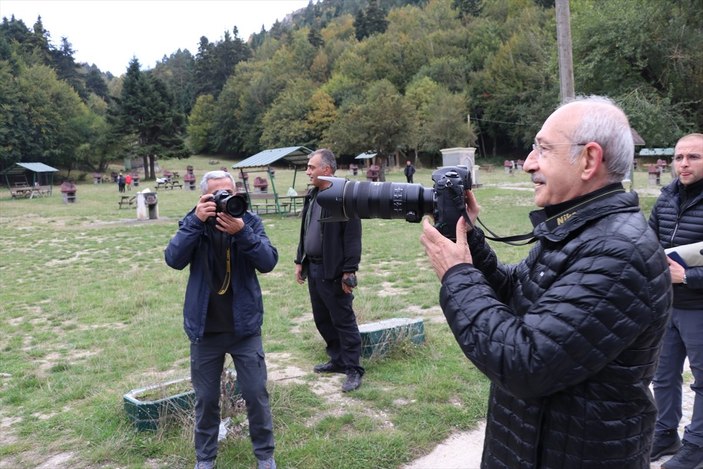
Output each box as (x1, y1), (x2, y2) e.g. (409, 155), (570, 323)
(1, 162), (59, 196)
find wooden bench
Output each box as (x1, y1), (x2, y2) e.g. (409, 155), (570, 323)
(247, 193), (283, 214)
(118, 195), (136, 209)
(10, 187), (30, 198)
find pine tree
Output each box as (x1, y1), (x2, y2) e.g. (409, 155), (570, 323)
(109, 59), (188, 179)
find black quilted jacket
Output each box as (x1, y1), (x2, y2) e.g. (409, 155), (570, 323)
(440, 184), (672, 468)
(648, 178), (703, 309)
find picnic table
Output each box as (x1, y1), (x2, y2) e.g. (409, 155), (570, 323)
(118, 195), (136, 209)
(155, 178), (183, 190)
(10, 184), (50, 199)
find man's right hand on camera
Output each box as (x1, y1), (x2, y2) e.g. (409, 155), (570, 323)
(195, 194), (217, 222)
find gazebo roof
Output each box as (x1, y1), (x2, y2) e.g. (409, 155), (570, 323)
(355, 151), (377, 160)
(639, 148), (674, 156)
(232, 146), (313, 169)
(1, 162), (59, 174)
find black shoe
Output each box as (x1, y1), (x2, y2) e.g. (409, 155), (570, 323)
(342, 370), (362, 392)
(662, 440), (703, 469)
(313, 361), (346, 374)
(651, 429), (682, 461)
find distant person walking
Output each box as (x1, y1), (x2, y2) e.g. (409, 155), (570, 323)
(125, 174), (132, 191)
(404, 160), (416, 183)
(117, 173), (126, 193)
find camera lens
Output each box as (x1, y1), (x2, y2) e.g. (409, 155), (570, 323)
(224, 194), (247, 217)
(212, 190), (248, 218)
(316, 177), (434, 222)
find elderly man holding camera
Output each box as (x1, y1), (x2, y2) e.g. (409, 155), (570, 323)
(421, 96), (672, 468)
(165, 170), (278, 469)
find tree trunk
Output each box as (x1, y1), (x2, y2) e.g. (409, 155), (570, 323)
(142, 155), (150, 179)
(148, 155), (156, 180)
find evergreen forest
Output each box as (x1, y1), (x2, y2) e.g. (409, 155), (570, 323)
(1, 0), (701, 178)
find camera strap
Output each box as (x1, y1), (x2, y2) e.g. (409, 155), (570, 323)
(217, 247), (231, 295)
(476, 217), (536, 245)
(460, 210), (535, 246)
(206, 225), (232, 295)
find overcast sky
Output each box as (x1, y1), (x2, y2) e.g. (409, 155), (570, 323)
(1, 0), (311, 76)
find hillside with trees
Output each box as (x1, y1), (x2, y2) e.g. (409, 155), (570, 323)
(1, 0), (701, 176)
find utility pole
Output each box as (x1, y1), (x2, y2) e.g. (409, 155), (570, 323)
(555, 0), (575, 102)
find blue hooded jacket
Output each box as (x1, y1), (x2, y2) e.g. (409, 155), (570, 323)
(165, 209), (278, 342)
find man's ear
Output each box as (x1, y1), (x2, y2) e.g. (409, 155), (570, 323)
(581, 143), (605, 181)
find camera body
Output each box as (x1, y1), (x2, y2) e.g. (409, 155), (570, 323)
(211, 189), (248, 218)
(430, 166), (472, 239)
(316, 165), (472, 240)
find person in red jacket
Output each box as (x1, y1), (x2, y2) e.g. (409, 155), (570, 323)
(420, 96), (672, 468)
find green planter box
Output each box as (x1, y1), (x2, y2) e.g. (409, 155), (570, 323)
(123, 377), (196, 432)
(124, 370), (240, 432)
(359, 317), (425, 358)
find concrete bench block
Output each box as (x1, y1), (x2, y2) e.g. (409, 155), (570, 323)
(359, 317), (425, 358)
(123, 369), (239, 431)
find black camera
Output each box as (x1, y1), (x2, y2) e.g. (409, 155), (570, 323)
(316, 166), (472, 240)
(211, 189), (248, 218)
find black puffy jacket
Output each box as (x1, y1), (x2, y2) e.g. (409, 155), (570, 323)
(648, 178), (703, 309)
(440, 185), (672, 468)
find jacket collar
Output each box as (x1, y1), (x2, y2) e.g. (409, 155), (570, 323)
(529, 183), (637, 242)
(660, 177), (703, 209)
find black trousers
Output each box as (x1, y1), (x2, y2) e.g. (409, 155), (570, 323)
(307, 262), (364, 375)
(190, 333), (274, 462)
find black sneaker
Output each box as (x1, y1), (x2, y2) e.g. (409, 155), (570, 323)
(651, 429), (682, 460)
(313, 361), (346, 374)
(662, 440), (703, 469)
(342, 370), (362, 392)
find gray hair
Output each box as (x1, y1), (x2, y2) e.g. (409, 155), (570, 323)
(559, 95), (634, 183)
(199, 170), (236, 193)
(310, 148), (337, 173)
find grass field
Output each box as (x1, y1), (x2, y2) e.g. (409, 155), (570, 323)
(0, 155), (663, 468)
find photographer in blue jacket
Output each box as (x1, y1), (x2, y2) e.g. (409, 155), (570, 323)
(165, 170), (278, 469)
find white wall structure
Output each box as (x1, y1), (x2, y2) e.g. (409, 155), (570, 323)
(440, 147), (479, 187)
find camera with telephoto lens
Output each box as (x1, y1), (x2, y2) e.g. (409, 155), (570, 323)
(211, 189), (248, 218)
(316, 165), (472, 240)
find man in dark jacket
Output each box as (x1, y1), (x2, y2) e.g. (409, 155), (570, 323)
(649, 132), (703, 469)
(420, 96), (672, 468)
(295, 149), (364, 393)
(165, 170), (278, 469)
(404, 160), (416, 183)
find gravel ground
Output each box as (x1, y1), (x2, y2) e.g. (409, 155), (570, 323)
(403, 360), (695, 469)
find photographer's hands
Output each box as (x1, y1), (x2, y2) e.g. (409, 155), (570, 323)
(215, 213), (244, 234)
(195, 194), (244, 234)
(421, 215), (473, 281)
